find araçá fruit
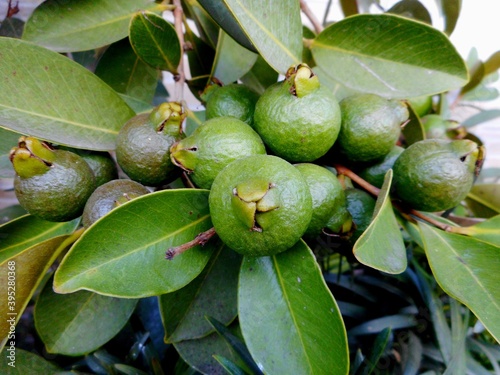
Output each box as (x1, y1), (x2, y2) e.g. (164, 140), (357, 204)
(202, 82), (260, 126)
(10, 136), (96, 222)
(59, 146), (118, 187)
(170, 116), (266, 189)
(392, 139), (485, 212)
(82, 179), (150, 227)
(209, 154), (312, 257)
(116, 102), (185, 186)
(295, 163), (352, 237)
(337, 93), (409, 163)
(358, 145), (404, 188)
(345, 188), (377, 243)
(253, 63), (341, 162)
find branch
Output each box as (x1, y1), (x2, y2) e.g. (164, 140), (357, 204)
(166, 227), (216, 260)
(300, 0), (323, 34)
(172, 0), (186, 101)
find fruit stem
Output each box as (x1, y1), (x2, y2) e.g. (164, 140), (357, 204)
(172, 0), (186, 101)
(165, 227), (216, 260)
(300, 0), (323, 33)
(333, 164), (381, 197)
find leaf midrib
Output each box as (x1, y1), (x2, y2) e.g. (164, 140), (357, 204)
(272, 255), (314, 373)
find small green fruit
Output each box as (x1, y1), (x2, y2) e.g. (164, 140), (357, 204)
(421, 114), (466, 140)
(209, 155), (312, 256)
(253, 63), (341, 162)
(11, 137), (96, 222)
(393, 139), (484, 212)
(203, 83), (260, 126)
(170, 117), (266, 189)
(337, 93), (409, 162)
(116, 102), (185, 186)
(295, 163), (352, 236)
(82, 179), (150, 227)
(345, 188), (377, 243)
(407, 95), (433, 117)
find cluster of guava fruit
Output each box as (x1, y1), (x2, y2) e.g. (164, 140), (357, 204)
(9, 63), (484, 258)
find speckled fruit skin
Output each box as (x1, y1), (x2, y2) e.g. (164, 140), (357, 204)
(337, 93), (408, 163)
(392, 139), (478, 212)
(253, 81), (341, 163)
(205, 84), (260, 126)
(209, 155), (312, 257)
(116, 113), (181, 186)
(295, 163), (349, 237)
(170, 117), (266, 189)
(14, 150), (96, 222)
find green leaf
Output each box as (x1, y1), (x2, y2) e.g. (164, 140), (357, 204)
(240, 56), (279, 95)
(0, 215), (80, 264)
(0, 234), (74, 349)
(185, 22), (216, 79)
(34, 277), (138, 356)
(444, 299), (468, 374)
(356, 327), (392, 375)
(22, 0), (165, 52)
(206, 316), (262, 375)
(159, 244), (241, 343)
(183, 0), (220, 49)
(452, 215), (500, 248)
(419, 222), (500, 343)
(0, 127), (22, 178)
(0, 205), (27, 225)
(0, 348), (61, 374)
(95, 38), (159, 104)
(0, 38), (135, 151)
(387, 0), (432, 24)
(200, 0), (303, 73)
(402, 102), (426, 145)
(211, 30), (258, 84)
(340, 0), (359, 17)
(238, 240), (349, 375)
(462, 109), (500, 127)
(353, 170), (407, 274)
(434, 0), (461, 35)
(0, 17), (24, 39)
(348, 314), (418, 336)
(311, 14), (468, 98)
(213, 356), (247, 375)
(129, 11), (181, 73)
(54, 189), (215, 298)
(483, 50), (500, 76)
(197, 0), (255, 52)
(174, 324), (243, 375)
(465, 184), (500, 218)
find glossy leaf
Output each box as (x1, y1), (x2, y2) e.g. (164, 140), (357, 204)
(402, 102), (426, 145)
(54, 189), (215, 297)
(212, 30), (258, 84)
(34, 278), (138, 355)
(452, 215), (500, 248)
(353, 170), (407, 274)
(435, 0), (461, 35)
(185, 21), (216, 79)
(22, 0), (165, 52)
(159, 243), (241, 343)
(0, 18), (24, 38)
(419, 222), (500, 343)
(0, 38), (135, 151)
(465, 184), (500, 218)
(129, 11), (181, 73)
(0, 235), (73, 349)
(174, 326), (242, 375)
(238, 240), (349, 375)
(311, 14), (468, 98)
(200, 0), (303, 73)
(213, 356), (247, 375)
(0, 348), (61, 374)
(197, 0), (255, 52)
(0, 205), (27, 225)
(0, 215), (80, 264)
(0, 127), (22, 178)
(94, 38), (159, 104)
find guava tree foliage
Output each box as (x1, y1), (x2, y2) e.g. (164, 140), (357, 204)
(0, 0), (500, 374)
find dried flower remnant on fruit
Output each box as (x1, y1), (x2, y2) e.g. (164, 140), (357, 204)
(149, 101), (186, 134)
(286, 63), (320, 98)
(9, 136), (55, 178)
(231, 180), (279, 232)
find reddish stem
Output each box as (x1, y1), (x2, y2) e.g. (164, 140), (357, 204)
(166, 227), (216, 260)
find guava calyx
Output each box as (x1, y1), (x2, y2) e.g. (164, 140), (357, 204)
(10, 136), (55, 178)
(149, 101), (186, 135)
(285, 63), (320, 98)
